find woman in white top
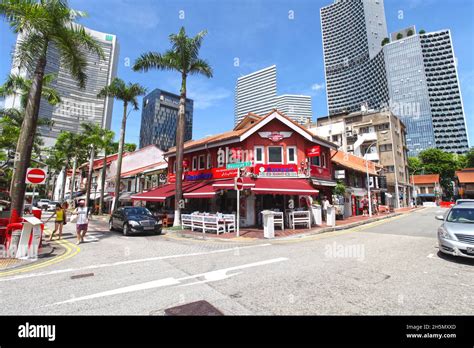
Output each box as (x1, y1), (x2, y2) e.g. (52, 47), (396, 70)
(74, 199), (89, 244)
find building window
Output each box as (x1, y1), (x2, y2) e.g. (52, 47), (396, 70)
(321, 152), (327, 168)
(287, 146), (297, 164)
(254, 146), (264, 164)
(127, 180), (132, 192)
(173, 161), (176, 173)
(310, 156), (320, 167)
(379, 144), (393, 152)
(385, 165), (395, 173)
(192, 156), (197, 171)
(206, 153), (212, 169)
(198, 155), (205, 170)
(268, 146), (283, 164)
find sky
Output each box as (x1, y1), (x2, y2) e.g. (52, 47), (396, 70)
(0, 0), (473, 146)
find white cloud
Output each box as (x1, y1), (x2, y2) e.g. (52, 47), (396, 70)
(311, 83), (325, 92)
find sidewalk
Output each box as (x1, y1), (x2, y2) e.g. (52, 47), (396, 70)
(0, 237), (59, 271)
(169, 207), (425, 241)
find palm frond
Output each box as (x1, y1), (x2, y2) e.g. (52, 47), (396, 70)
(189, 58), (213, 78)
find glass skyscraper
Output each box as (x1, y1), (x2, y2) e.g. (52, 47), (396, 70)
(384, 29), (469, 155)
(139, 89), (193, 151)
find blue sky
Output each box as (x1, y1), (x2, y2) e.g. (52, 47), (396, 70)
(1, 0), (473, 146)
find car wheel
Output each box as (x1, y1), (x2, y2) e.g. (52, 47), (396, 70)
(123, 223), (130, 236)
(109, 220), (114, 231)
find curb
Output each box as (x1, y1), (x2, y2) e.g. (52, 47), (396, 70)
(0, 240), (64, 272)
(167, 208), (424, 243)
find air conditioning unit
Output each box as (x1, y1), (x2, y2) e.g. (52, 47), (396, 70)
(347, 145), (354, 151)
(345, 126), (352, 132)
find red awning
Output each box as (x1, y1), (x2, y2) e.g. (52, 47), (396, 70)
(131, 184), (176, 202)
(183, 181), (217, 199)
(251, 178), (319, 195)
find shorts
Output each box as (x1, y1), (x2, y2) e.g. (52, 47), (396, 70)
(76, 224), (88, 233)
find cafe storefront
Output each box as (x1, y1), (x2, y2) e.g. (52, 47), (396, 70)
(132, 110), (337, 229)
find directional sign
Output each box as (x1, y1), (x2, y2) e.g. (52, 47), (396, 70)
(26, 168), (47, 185)
(234, 177), (244, 191)
(226, 161), (252, 169)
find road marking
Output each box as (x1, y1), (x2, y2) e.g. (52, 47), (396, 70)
(51, 257), (288, 305)
(0, 243), (271, 282)
(0, 238), (80, 277)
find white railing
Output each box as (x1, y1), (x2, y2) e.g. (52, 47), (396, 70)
(181, 213), (233, 235)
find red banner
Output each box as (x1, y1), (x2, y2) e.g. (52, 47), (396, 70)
(306, 146), (321, 157)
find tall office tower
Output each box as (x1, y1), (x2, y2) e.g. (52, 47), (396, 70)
(384, 28), (469, 155)
(5, 25), (119, 147)
(139, 89), (193, 151)
(234, 65), (277, 125)
(320, 0), (389, 115)
(275, 95), (312, 124)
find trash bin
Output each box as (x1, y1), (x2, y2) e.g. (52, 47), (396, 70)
(311, 205), (322, 226)
(326, 206), (336, 227)
(261, 210), (275, 239)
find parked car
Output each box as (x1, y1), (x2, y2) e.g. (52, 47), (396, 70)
(47, 201), (61, 211)
(109, 206), (162, 236)
(37, 199), (50, 210)
(436, 203), (474, 259)
(455, 199), (474, 205)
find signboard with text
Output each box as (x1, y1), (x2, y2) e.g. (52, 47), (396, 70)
(255, 164), (298, 177)
(306, 146), (321, 157)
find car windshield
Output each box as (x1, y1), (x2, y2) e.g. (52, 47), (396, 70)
(446, 208), (474, 224)
(124, 208), (153, 216)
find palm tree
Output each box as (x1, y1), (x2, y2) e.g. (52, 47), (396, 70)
(133, 27), (213, 225)
(0, 0), (104, 218)
(53, 131), (82, 202)
(81, 123), (105, 212)
(98, 129), (115, 214)
(97, 78), (146, 212)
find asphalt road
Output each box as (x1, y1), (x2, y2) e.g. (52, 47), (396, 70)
(1, 207), (473, 315)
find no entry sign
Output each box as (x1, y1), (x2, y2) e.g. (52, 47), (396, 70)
(26, 168), (47, 185)
(234, 177), (244, 191)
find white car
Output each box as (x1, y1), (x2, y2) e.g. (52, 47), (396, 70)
(47, 201), (61, 211)
(436, 203), (474, 258)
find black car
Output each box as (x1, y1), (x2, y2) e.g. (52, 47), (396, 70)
(109, 207), (162, 236)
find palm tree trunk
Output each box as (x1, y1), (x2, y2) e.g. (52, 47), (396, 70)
(113, 103), (128, 212)
(10, 52), (47, 220)
(173, 75), (187, 226)
(85, 145), (95, 214)
(60, 159), (69, 202)
(99, 150), (107, 214)
(70, 157), (77, 201)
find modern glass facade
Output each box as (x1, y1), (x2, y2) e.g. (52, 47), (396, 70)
(6, 24), (119, 147)
(321, 0), (389, 115)
(384, 30), (470, 155)
(139, 89), (193, 151)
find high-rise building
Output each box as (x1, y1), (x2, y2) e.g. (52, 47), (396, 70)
(234, 65), (277, 125)
(384, 28), (470, 155)
(5, 24), (119, 147)
(275, 95), (312, 125)
(320, 0), (389, 115)
(139, 89), (193, 151)
(234, 65), (312, 125)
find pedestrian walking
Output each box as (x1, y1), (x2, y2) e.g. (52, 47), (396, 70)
(45, 203), (66, 241)
(72, 199), (89, 244)
(372, 197), (378, 215)
(322, 196), (330, 221)
(362, 197), (369, 216)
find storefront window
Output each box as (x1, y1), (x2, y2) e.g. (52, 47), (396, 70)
(268, 146), (283, 164)
(287, 146), (297, 163)
(254, 146), (264, 163)
(192, 156), (197, 171)
(206, 153), (212, 169)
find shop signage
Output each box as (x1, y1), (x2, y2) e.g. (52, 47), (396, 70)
(306, 146), (321, 157)
(258, 131), (293, 142)
(255, 164), (298, 177)
(212, 167), (237, 179)
(171, 167), (238, 182)
(185, 169), (213, 181)
(226, 161), (252, 169)
(335, 170), (345, 179)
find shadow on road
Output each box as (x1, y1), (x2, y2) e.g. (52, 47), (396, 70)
(437, 251), (474, 266)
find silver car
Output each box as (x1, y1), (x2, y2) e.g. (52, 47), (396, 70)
(436, 203), (474, 258)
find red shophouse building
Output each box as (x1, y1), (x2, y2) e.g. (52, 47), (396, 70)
(132, 110), (337, 227)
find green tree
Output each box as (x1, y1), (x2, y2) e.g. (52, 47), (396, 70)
(407, 29), (414, 37)
(407, 157), (423, 175)
(465, 148), (474, 168)
(97, 78), (146, 212)
(0, 0), (104, 217)
(381, 37), (390, 46)
(133, 27), (213, 225)
(396, 33), (403, 40)
(98, 129), (115, 214)
(419, 29), (426, 34)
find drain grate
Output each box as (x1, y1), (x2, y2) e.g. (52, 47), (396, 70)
(164, 300), (223, 316)
(70, 273), (94, 279)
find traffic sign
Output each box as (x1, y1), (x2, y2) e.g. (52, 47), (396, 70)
(226, 161), (252, 169)
(234, 177), (244, 191)
(26, 168), (47, 184)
